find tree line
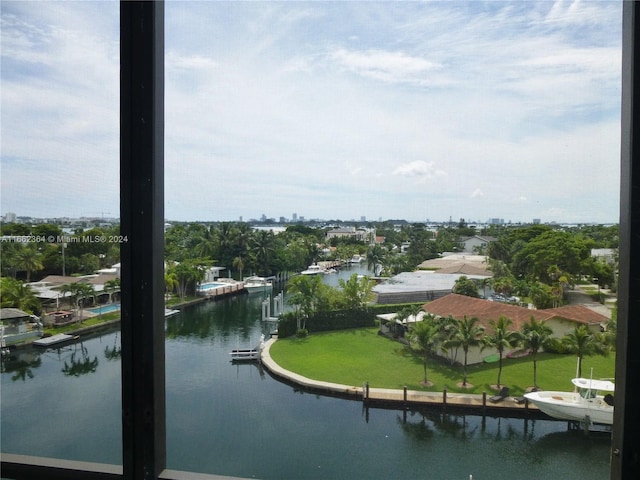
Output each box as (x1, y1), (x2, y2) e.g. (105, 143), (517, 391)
(400, 310), (614, 391)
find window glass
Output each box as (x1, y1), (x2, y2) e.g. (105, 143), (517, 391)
(1, 0), (121, 466)
(1, 1), (622, 479)
(163, 2), (621, 479)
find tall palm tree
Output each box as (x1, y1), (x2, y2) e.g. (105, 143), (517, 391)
(408, 319), (440, 386)
(103, 278), (121, 304)
(287, 274), (325, 331)
(482, 316), (522, 388)
(61, 282), (96, 323)
(251, 230), (276, 275)
(562, 325), (609, 378)
(233, 256), (245, 280)
(521, 316), (553, 388)
(15, 244), (44, 282)
(367, 244), (386, 276)
(444, 316), (485, 386)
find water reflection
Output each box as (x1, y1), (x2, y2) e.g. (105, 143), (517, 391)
(61, 342), (99, 377)
(1, 350), (42, 382)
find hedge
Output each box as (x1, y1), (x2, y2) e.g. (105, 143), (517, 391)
(277, 302), (425, 338)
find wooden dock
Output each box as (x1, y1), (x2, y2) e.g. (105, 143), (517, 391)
(33, 333), (76, 347)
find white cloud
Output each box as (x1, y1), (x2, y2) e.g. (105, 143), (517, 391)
(329, 48), (443, 85)
(392, 161), (446, 180)
(1, 1), (623, 223)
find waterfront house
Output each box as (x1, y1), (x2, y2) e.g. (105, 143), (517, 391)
(0, 308), (42, 346)
(420, 293), (609, 365)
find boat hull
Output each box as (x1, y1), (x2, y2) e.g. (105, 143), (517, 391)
(524, 390), (613, 425)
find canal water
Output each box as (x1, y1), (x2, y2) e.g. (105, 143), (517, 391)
(1, 264), (612, 479)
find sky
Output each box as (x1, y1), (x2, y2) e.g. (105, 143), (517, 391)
(0, 0), (623, 224)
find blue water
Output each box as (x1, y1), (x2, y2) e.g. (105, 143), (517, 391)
(1, 264), (612, 479)
(87, 303), (121, 314)
(196, 281), (227, 292)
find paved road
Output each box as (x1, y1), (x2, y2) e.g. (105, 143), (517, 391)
(566, 284), (614, 318)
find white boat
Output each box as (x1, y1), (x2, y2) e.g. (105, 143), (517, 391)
(165, 308), (180, 317)
(243, 276), (273, 293)
(349, 255), (365, 264)
(524, 378), (615, 425)
(229, 334), (265, 362)
(300, 264), (326, 275)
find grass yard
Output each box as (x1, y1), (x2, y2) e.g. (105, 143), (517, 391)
(269, 327), (616, 396)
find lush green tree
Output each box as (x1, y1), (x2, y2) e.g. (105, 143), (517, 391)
(60, 282), (96, 323)
(512, 230), (590, 282)
(452, 276), (479, 297)
(366, 244), (386, 276)
(408, 318), (440, 386)
(164, 272), (178, 301)
(14, 244), (44, 282)
(562, 325), (610, 378)
(251, 230), (276, 275)
(0, 223), (30, 235)
(482, 316), (522, 388)
(168, 261), (205, 300)
(103, 278), (121, 303)
(287, 274), (331, 332)
(337, 273), (375, 310)
(444, 316), (485, 386)
(521, 317), (553, 388)
(528, 282), (553, 309)
(0, 277), (41, 314)
(32, 224), (62, 239)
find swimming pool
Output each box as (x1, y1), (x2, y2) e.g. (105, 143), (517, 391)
(88, 303), (121, 314)
(196, 282), (227, 292)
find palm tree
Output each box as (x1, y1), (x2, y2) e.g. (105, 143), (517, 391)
(61, 282), (96, 323)
(338, 273), (375, 310)
(562, 325), (609, 378)
(164, 272), (178, 301)
(287, 274), (325, 332)
(233, 256), (245, 281)
(444, 316), (485, 386)
(408, 319), (440, 386)
(521, 316), (553, 388)
(482, 316), (522, 388)
(15, 244), (44, 282)
(103, 278), (121, 304)
(251, 230), (276, 275)
(0, 277), (41, 314)
(367, 244), (386, 276)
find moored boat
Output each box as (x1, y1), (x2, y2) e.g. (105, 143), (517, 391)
(243, 276), (273, 293)
(524, 377), (615, 425)
(300, 264), (326, 275)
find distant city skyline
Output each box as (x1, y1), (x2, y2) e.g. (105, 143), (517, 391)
(1, 1), (622, 224)
(0, 209), (616, 227)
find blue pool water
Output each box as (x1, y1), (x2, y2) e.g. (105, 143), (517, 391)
(87, 303), (121, 314)
(196, 282), (226, 292)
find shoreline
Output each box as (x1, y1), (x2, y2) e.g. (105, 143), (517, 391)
(261, 337), (548, 419)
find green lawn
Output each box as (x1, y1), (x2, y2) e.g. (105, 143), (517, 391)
(42, 311), (121, 335)
(269, 327), (616, 396)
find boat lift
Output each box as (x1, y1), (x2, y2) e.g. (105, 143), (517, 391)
(261, 292), (284, 322)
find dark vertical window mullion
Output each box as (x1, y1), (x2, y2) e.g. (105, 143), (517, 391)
(613, 1), (640, 479)
(120, 2), (166, 479)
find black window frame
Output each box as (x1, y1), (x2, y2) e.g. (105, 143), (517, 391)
(2, 1), (639, 478)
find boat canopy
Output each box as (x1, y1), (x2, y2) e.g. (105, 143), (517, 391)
(571, 378), (615, 391)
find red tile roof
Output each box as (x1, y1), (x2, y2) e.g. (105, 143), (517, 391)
(422, 293), (608, 331)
